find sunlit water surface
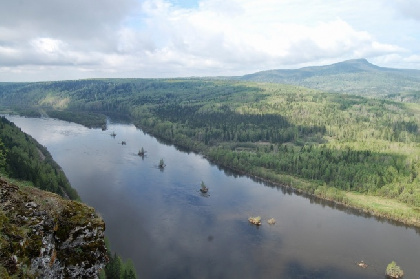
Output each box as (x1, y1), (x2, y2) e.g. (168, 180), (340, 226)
(6, 115), (420, 279)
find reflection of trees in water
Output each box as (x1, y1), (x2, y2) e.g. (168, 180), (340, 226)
(129, 120), (420, 236)
(209, 157), (420, 236)
(282, 260), (375, 279)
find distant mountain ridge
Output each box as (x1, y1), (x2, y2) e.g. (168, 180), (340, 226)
(243, 59), (380, 78)
(238, 59), (420, 96)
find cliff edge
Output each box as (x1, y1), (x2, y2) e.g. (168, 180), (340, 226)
(0, 178), (107, 278)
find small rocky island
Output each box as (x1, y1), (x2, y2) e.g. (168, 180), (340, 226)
(138, 147), (146, 156)
(158, 158), (166, 169)
(385, 261), (404, 278)
(248, 216), (262, 226)
(357, 261), (368, 268)
(200, 181), (209, 193)
(0, 178), (107, 278)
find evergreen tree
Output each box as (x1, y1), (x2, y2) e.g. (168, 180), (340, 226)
(0, 139), (6, 173)
(105, 253), (122, 279)
(122, 259), (137, 279)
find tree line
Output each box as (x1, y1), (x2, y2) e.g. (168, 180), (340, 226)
(0, 116), (79, 200)
(1, 79), (420, 207)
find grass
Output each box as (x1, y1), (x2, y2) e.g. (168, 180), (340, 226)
(262, 168), (420, 227)
(345, 192), (420, 226)
(225, 166), (420, 228)
(0, 174), (35, 188)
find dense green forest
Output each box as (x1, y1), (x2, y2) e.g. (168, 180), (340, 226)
(0, 116), (79, 200)
(1, 77), (420, 224)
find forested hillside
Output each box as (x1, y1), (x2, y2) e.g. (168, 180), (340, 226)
(239, 59), (420, 97)
(0, 118), (111, 278)
(0, 117), (137, 278)
(1, 78), (420, 225)
(0, 116), (79, 200)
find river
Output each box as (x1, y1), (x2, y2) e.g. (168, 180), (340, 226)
(6, 115), (420, 279)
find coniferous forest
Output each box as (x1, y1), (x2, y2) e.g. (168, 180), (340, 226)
(0, 116), (79, 200)
(1, 75), (420, 225)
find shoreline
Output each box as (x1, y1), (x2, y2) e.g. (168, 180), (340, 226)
(136, 122), (420, 230)
(206, 155), (420, 229)
(12, 113), (419, 230)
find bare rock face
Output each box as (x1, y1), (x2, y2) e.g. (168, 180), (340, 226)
(0, 178), (107, 278)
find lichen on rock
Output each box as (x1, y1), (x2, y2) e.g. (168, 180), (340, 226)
(0, 178), (107, 278)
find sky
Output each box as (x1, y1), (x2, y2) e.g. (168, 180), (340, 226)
(1, 0), (420, 82)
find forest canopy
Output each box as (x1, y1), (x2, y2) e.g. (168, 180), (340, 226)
(1, 78), (420, 210)
(0, 116), (79, 200)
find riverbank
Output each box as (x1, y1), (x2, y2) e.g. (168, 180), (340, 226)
(208, 155), (420, 228)
(135, 122), (420, 229)
(5, 114), (420, 278)
(1, 115), (139, 279)
(9, 111), (420, 228)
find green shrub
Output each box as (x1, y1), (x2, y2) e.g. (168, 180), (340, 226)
(385, 261), (404, 278)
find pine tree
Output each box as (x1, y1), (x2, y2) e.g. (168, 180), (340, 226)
(0, 139), (7, 173)
(105, 253), (122, 279)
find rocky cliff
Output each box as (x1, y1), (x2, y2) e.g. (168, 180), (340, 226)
(0, 177), (107, 278)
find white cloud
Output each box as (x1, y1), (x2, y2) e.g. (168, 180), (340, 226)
(31, 38), (66, 54)
(0, 0), (419, 81)
(0, 46), (18, 56)
(134, 0), (404, 71)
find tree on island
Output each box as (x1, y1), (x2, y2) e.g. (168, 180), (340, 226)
(138, 147), (146, 156)
(200, 181), (208, 193)
(385, 261), (404, 278)
(158, 158), (166, 168)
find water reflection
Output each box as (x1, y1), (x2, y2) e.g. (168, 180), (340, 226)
(6, 115), (420, 279)
(207, 159), (420, 236)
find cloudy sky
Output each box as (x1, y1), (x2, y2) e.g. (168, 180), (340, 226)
(1, 0), (420, 81)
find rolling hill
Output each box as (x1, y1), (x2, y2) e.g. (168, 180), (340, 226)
(238, 58), (420, 97)
(1, 65), (420, 226)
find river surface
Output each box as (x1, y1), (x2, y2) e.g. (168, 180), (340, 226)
(6, 115), (420, 279)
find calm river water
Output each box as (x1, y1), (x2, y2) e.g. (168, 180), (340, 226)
(6, 115), (420, 279)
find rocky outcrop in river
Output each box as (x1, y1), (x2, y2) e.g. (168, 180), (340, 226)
(0, 178), (107, 278)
